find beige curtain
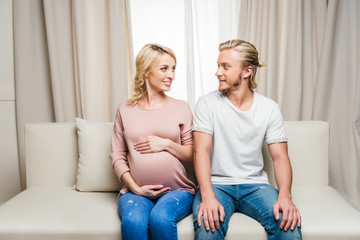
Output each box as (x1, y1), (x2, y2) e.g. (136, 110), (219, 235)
(237, 0), (360, 208)
(14, 0), (132, 189)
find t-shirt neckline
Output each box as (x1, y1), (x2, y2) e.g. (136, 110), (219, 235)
(224, 91), (257, 113)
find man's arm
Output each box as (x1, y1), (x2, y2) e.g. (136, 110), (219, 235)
(193, 131), (225, 232)
(269, 142), (301, 231)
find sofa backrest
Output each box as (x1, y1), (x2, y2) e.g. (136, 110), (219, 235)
(25, 121), (329, 188)
(264, 121), (329, 186)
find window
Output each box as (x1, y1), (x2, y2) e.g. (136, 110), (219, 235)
(130, 0), (240, 105)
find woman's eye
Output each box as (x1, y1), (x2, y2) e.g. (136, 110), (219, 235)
(172, 67), (176, 71)
(161, 67), (167, 71)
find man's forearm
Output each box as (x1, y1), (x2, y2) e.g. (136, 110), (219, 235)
(194, 149), (215, 200)
(269, 142), (293, 198)
(193, 131), (215, 200)
(273, 157), (293, 198)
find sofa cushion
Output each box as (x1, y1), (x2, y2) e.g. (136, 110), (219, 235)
(1, 186), (360, 240)
(25, 123), (78, 188)
(74, 118), (122, 192)
(0, 187), (120, 240)
(292, 185), (360, 240)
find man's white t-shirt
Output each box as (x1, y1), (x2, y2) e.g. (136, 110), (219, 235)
(192, 90), (288, 185)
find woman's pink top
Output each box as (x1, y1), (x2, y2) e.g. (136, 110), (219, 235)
(110, 98), (196, 195)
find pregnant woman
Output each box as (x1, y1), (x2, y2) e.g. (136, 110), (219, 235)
(110, 43), (196, 240)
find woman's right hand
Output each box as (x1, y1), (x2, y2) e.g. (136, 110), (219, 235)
(133, 184), (171, 198)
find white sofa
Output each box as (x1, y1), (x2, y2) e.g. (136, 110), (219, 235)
(0, 120), (360, 240)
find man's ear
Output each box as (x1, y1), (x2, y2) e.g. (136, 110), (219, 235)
(243, 66), (253, 78)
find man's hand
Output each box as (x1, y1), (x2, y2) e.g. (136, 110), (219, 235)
(273, 195), (301, 231)
(197, 197), (225, 232)
(133, 184), (171, 199)
(134, 136), (169, 154)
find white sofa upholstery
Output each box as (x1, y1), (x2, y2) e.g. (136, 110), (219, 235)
(0, 121), (360, 240)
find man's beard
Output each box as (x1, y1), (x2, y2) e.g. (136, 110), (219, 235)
(219, 74), (242, 96)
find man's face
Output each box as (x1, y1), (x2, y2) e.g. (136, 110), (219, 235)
(215, 49), (245, 94)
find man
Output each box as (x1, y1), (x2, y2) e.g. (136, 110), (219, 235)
(192, 39), (302, 240)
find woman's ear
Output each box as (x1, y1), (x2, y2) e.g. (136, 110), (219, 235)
(144, 72), (148, 79)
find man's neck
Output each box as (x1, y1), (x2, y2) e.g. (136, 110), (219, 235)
(226, 87), (254, 111)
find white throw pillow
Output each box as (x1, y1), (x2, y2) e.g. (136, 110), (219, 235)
(74, 118), (122, 191)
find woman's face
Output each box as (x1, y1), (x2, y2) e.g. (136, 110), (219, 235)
(145, 54), (176, 93)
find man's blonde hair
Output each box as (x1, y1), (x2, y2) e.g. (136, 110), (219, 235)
(219, 39), (266, 89)
(129, 44), (176, 105)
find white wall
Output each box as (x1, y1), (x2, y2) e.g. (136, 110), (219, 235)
(0, 0), (21, 205)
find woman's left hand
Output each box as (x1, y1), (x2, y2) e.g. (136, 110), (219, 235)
(134, 136), (170, 154)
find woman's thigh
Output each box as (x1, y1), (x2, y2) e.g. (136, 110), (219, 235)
(118, 192), (154, 222)
(151, 190), (195, 222)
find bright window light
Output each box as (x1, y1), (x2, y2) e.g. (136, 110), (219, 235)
(129, 0), (187, 101)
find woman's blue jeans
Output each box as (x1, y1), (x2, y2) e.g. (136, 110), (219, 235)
(118, 190), (194, 240)
(193, 184), (302, 240)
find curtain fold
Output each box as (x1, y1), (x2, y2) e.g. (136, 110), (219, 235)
(313, 0), (360, 208)
(14, 0), (55, 189)
(14, 0), (131, 189)
(43, 0), (77, 121)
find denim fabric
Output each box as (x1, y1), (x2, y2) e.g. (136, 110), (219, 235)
(118, 190), (194, 240)
(193, 184), (302, 240)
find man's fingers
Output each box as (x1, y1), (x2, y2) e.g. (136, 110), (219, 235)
(284, 209), (293, 231)
(219, 205), (225, 222)
(197, 210), (203, 227)
(208, 210), (216, 232)
(290, 211), (298, 230)
(213, 214), (220, 230)
(280, 210), (288, 229)
(203, 211), (210, 231)
(297, 211), (302, 227)
(273, 204), (280, 221)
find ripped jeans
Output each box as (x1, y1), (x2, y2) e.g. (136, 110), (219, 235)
(118, 190), (194, 240)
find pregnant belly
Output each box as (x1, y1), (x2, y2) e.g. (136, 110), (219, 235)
(129, 152), (184, 189)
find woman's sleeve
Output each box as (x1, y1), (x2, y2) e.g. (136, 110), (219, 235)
(180, 103), (193, 146)
(110, 106), (130, 182)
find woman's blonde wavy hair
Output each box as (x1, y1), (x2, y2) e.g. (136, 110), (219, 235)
(129, 44), (176, 105)
(219, 39), (266, 89)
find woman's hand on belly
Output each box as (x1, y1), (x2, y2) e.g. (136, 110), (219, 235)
(134, 136), (170, 154)
(133, 184), (171, 199)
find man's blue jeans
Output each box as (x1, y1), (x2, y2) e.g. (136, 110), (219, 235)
(118, 190), (194, 240)
(193, 184), (302, 240)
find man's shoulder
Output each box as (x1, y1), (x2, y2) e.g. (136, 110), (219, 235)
(255, 92), (279, 108)
(195, 90), (225, 110)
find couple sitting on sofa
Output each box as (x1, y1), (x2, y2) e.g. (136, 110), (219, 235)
(110, 40), (302, 240)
